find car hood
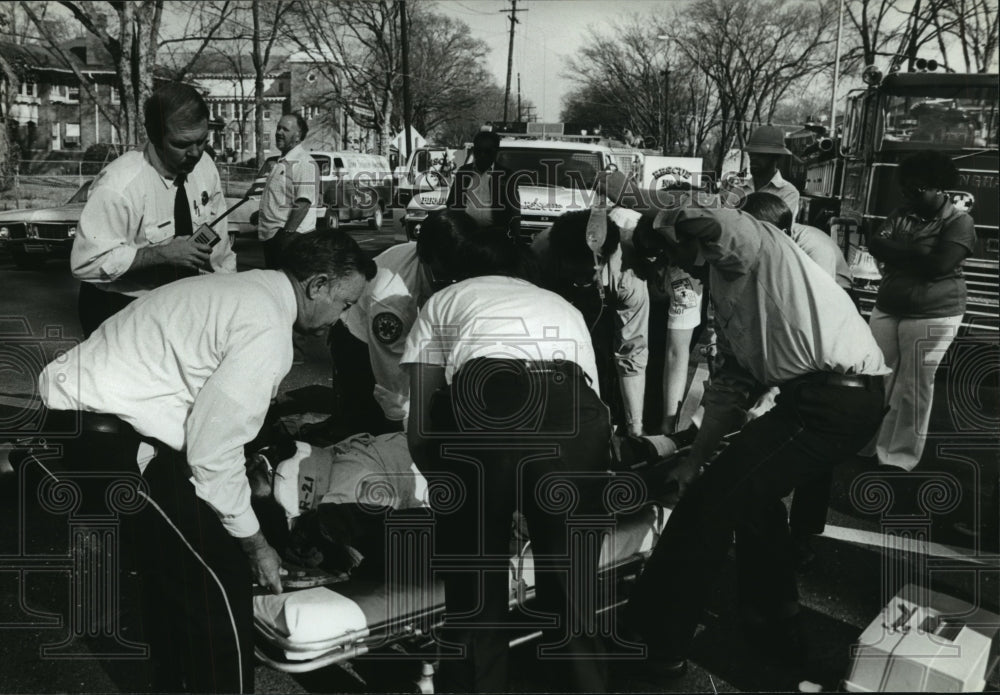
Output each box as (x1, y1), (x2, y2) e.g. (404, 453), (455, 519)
(0, 203), (85, 224)
(406, 185), (597, 216)
(517, 185), (597, 217)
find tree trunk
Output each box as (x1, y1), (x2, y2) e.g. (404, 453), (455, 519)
(252, 0), (265, 167)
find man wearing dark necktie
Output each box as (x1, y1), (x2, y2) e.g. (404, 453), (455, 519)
(71, 82), (236, 336)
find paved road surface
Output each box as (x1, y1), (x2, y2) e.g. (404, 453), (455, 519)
(1, 210), (997, 693)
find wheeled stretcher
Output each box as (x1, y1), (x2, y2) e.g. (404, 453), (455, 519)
(249, 434), (669, 687)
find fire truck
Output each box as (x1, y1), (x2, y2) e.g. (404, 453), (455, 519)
(795, 70), (998, 336)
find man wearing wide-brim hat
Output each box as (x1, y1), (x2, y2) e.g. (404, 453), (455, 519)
(742, 125), (801, 217)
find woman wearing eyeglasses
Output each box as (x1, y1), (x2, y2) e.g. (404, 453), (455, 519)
(865, 150), (976, 472)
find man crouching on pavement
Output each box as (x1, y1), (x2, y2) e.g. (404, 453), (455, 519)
(604, 173), (889, 686)
(38, 231), (375, 693)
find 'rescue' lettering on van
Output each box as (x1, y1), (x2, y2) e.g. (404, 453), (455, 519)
(522, 198), (565, 213)
(652, 166), (692, 179)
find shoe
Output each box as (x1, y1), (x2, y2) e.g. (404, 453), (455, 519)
(671, 424), (699, 449)
(792, 535), (817, 572)
(626, 654), (688, 684)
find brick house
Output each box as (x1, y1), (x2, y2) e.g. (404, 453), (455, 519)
(1, 39), (376, 163)
(1, 38), (120, 157)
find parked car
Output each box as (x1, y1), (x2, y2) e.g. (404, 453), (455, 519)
(249, 151), (393, 231)
(0, 179), (257, 269)
(0, 180), (91, 268)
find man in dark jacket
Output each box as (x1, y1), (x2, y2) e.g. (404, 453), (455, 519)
(446, 130), (520, 235)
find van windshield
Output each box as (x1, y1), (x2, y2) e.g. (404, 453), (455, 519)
(495, 148), (603, 188)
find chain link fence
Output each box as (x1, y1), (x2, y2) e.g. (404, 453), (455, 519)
(0, 161), (259, 211)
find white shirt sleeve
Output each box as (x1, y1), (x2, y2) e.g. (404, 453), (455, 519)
(400, 296), (447, 368)
(184, 325), (289, 538)
(71, 185), (139, 282)
(206, 165), (237, 274)
(290, 157), (320, 205)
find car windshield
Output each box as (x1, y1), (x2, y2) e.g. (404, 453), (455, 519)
(496, 148), (603, 188)
(68, 180), (92, 204)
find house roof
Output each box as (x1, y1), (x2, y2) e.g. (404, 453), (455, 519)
(0, 39), (115, 76)
(164, 51), (289, 78)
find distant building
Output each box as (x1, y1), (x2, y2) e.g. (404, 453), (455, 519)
(181, 53), (290, 161)
(1, 38), (120, 156)
(1, 39), (378, 162)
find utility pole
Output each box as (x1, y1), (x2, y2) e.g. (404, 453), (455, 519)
(500, 0), (527, 122)
(661, 66), (671, 156)
(400, 0), (413, 161)
(517, 72), (522, 122)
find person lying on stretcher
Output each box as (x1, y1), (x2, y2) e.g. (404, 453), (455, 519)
(246, 432), (429, 578)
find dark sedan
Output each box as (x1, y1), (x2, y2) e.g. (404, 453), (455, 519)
(0, 180), (91, 268)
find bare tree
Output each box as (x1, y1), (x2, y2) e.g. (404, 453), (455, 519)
(0, 36), (23, 189)
(0, 3), (74, 45)
(251, 0), (295, 165)
(939, 0), (999, 72)
(406, 11), (495, 136)
(20, 0), (234, 146)
(288, 0), (401, 156)
(842, 0), (907, 69)
(666, 0), (837, 174)
(562, 16), (722, 157)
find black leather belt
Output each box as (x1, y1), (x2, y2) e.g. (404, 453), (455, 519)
(81, 412), (133, 435)
(791, 373), (884, 389)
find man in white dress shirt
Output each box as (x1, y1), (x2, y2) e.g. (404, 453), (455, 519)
(72, 82), (236, 337)
(257, 112), (321, 268)
(40, 231), (375, 693)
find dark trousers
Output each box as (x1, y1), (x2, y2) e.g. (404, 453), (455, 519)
(65, 420), (253, 693)
(423, 359), (612, 693)
(789, 471), (833, 538)
(139, 449), (254, 693)
(262, 236), (283, 270)
(327, 321), (400, 436)
(626, 375), (885, 658)
(78, 282), (136, 338)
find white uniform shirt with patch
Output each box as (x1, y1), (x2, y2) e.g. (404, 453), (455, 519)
(401, 275), (601, 395)
(258, 144), (321, 240)
(39, 270), (298, 538)
(71, 144), (236, 296)
(341, 242), (434, 421)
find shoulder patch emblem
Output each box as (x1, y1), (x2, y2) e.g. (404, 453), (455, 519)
(372, 312), (404, 344)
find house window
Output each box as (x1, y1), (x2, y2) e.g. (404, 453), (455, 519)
(51, 122), (61, 150)
(64, 123), (81, 149)
(111, 87), (120, 104)
(263, 108), (271, 120)
(67, 85), (80, 103)
(264, 133), (271, 149)
(19, 82), (37, 97)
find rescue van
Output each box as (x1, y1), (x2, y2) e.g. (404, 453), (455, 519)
(403, 134), (644, 240)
